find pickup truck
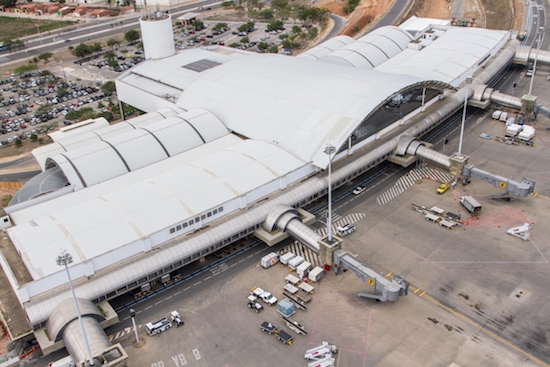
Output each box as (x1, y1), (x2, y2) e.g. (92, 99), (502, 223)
(251, 287), (278, 306)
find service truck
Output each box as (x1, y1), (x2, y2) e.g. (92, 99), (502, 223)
(304, 341), (338, 360)
(145, 317), (172, 336)
(251, 286), (278, 305)
(261, 252), (279, 268)
(459, 196), (482, 216)
(336, 223), (356, 237)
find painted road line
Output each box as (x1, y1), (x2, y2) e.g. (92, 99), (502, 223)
(145, 305), (152, 310)
(204, 276), (211, 280)
(193, 281), (201, 286)
(154, 301), (162, 305)
(173, 291), (181, 296)
(184, 286), (191, 291)
(164, 296), (172, 301)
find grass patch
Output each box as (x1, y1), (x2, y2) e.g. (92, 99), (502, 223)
(0, 16), (76, 40)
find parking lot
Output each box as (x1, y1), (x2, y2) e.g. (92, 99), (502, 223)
(0, 70), (111, 148)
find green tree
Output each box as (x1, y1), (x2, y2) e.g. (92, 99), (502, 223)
(193, 20), (204, 31)
(14, 137), (21, 147)
(107, 38), (121, 49)
(257, 42), (269, 52)
(124, 29), (140, 43)
(104, 50), (116, 60)
(0, 195), (12, 207)
(240, 36), (249, 43)
(221, 1), (234, 8)
(108, 60), (119, 68)
(38, 52), (53, 64)
(32, 57), (39, 65)
(268, 45), (279, 53)
(267, 20), (284, 31)
(213, 22), (228, 31)
(56, 88), (68, 98)
(91, 42), (102, 54)
(292, 25), (302, 34)
(72, 43), (92, 58)
(0, 0), (17, 8)
(258, 8), (273, 19)
(270, 0), (288, 11)
(308, 27), (318, 40)
(229, 42), (240, 48)
(101, 81), (116, 96)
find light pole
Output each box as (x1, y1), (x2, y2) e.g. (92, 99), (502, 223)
(457, 76), (473, 159)
(528, 26), (545, 96)
(130, 309), (140, 345)
(324, 144), (336, 243)
(36, 24), (43, 45)
(60, 61), (67, 83)
(56, 250), (95, 366)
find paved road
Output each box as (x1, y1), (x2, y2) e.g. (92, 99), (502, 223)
(371, 0), (410, 30)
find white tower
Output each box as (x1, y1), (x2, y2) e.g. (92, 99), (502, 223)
(140, 10), (176, 60)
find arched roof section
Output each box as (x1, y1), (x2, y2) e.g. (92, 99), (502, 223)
(182, 109), (229, 142)
(104, 129), (169, 170)
(319, 26), (413, 68)
(140, 117), (205, 156)
(32, 107), (182, 171)
(45, 155), (86, 190)
(9, 166), (69, 206)
(298, 35), (355, 60)
(175, 52), (425, 168)
(47, 141), (130, 187)
(47, 297), (104, 342)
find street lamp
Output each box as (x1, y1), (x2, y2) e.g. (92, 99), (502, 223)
(36, 24), (43, 45)
(324, 144), (336, 243)
(130, 309), (140, 345)
(528, 26), (545, 96)
(457, 76), (473, 159)
(56, 250), (95, 366)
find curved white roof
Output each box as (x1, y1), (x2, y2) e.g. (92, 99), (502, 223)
(298, 35), (355, 60)
(175, 52), (424, 168)
(319, 26), (413, 68)
(374, 27), (510, 86)
(8, 135), (307, 280)
(43, 109), (229, 189)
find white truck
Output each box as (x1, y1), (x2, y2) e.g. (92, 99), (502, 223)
(304, 341), (338, 360)
(336, 223), (356, 237)
(459, 196), (482, 216)
(260, 252), (280, 268)
(145, 317), (172, 336)
(251, 286), (278, 306)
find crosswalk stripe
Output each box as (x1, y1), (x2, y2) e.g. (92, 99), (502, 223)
(377, 163), (455, 206)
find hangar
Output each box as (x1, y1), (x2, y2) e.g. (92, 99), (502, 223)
(0, 15), (542, 365)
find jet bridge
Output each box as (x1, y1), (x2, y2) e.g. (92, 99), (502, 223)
(395, 136), (536, 199)
(264, 205), (409, 302)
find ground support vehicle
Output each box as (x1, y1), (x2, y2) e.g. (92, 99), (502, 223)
(282, 292), (308, 310)
(336, 223), (356, 237)
(507, 223), (531, 240)
(307, 355), (336, 367)
(171, 310), (184, 327)
(261, 252), (279, 268)
(308, 266), (324, 282)
(247, 295), (263, 312)
(459, 196), (482, 216)
(304, 342), (337, 360)
(145, 317), (172, 336)
(436, 183), (450, 194)
(276, 329), (293, 346)
(260, 321), (278, 334)
(251, 286), (278, 305)
(282, 315), (307, 335)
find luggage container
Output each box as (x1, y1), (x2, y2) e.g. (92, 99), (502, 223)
(299, 282), (314, 294)
(280, 252), (296, 265)
(491, 110), (502, 119)
(308, 266), (324, 282)
(297, 261), (312, 277)
(285, 274), (300, 285)
(261, 252), (280, 268)
(284, 283), (299, 294)
(277, 299), (296, 317)
(499, 112), (508, 121)
(288, 255), (304, 270)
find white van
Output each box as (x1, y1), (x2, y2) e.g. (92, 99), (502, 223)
(48, 355), (75, 367)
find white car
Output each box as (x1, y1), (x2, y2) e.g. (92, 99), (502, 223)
(353, 186), (366, 195)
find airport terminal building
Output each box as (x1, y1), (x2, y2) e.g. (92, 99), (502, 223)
(0, 15), (528, 364)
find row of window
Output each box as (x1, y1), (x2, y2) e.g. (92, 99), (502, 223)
(169, 206), (224, 234)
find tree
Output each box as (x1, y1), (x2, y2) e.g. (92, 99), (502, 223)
(91, 42), (102, 54)
(105, 0), (113, 7)
(108, 59), (119, 68)
(101, 81), (116, 96)
(268, 45), (279, 53)
(104, 50), (116, 60)
(213, 22), (228, 31)
(32, 57), (39, 65)
(221, 0), (234, 8)
(57, 88), (69, 98)
(270, 0), (288, 11)
(107, 38), (121, 49)
(240, 36), (249, 44)
(0, 0), (17, 8)
(72, 43), (92, 58)
(259, 9), (273, 19)
(292, 26), (302, 34)
(38, 52), (53, 64)
(257, 42), (269, 52)
(229, 42), (240, 48)
(124, 29), (140, 43)
(193, 20), (204, 31)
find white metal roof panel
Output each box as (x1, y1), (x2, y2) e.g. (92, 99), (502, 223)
(175, 51), (422, 168)
(105, 129), (168, 170)
(321, 49), (375, 68)
(298, 35), (355, 60)
(55, 141), (128, 187)
(183, 109), (229, 142)
(141, 117), (204, 156)
(8, 134), (307, 280)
